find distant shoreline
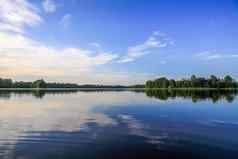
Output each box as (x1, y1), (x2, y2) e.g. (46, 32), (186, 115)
(0, 88), (129, 91)
(0, 87), (238, 91)
(1, 75), (238, 90)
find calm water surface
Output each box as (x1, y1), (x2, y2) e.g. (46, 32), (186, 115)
(0, 90), (238, 159)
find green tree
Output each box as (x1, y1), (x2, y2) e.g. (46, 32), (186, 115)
(145, 75), (238, 89)
(209, 75), (218, 88)
(169, 79), (176, 88)
(0, 78), (13, 88)
(32, 79), (47, 88)
(224, 75), (234, 88)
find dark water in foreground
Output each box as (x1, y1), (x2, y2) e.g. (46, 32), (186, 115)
(0, 89), (238, 159)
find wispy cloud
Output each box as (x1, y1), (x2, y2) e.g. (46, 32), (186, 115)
(0, 32), (118, 77)
(0, 1), (174, 84)
(42, 0), (57, 13)
(118, 31), (174, 63)
(0, 0), (42, 34)
(194, 50), (238, 61)
(59, 14), (71, 28)
(0, 1), (118, 82)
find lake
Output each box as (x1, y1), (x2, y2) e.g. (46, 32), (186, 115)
(0, 89), (238, 159)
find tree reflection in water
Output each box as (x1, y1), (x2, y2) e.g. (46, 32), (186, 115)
(0, 89), (237, 103)
(144, 89), (238, 103)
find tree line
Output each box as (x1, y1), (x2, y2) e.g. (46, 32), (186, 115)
(0, 78), (127, 88)
(1, 75), (237, 89)
(146, 75), (238, 89)
(0, 79), (53, 88)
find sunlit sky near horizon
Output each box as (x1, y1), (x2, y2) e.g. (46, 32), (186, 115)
(0, 0), (238, 85)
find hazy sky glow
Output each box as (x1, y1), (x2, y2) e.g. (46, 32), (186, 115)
(0, 0), (238, 85)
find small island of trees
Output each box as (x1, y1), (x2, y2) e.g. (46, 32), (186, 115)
(145, 75), (238, 89)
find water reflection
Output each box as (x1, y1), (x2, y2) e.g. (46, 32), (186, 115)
(144, 89), (238, 103)
(0, 90), (78, 99)
(0, 90), (237, 158)
(0, 89), (128, 99)
(1, 89), (237, 103)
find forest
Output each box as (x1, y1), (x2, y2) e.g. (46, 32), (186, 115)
(0, 78), (126, 89)
(146, 75), (238, 89)
(0, 75), (238, 89)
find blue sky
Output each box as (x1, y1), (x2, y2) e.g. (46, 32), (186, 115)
(0, 0), (238, 85)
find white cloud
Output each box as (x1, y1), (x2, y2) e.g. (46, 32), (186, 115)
(0, 0), (42, 33)
(194, 50), (238, 61)
(118, 31), (174, 63)
(42, 0), (57, 13)
(0, 1), (151, 85)
(0, 32), (118, 78)
(0, 1), (169, 84)
(59, 14), (71, 28)
(152, 31), (166, 36)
